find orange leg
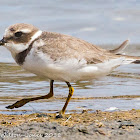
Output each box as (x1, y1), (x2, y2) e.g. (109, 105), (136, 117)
(6, 80), (54, 109)
(59, 82), (74, 115)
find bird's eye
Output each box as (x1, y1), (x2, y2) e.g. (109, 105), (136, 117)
(14, 31), (23, 37)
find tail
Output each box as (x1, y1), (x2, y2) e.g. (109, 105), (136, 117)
(109, 39), (140, 64)
(109, 40), (129, 54)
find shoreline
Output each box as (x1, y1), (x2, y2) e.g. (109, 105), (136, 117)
(0, 109), (140, 139)
(0, 109), (140, 127)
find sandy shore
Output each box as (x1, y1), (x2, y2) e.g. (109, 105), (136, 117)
(0, 109), (140, 140)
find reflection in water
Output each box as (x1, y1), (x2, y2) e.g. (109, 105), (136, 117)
(0, 61), (140, 114)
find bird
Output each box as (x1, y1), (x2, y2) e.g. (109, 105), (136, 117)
(0, 23), (140, 117)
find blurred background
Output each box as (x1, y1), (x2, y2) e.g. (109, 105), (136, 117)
(0, 0), (140, 114)
(0, 0), (140, 62)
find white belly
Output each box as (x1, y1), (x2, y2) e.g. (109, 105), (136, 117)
(22, 50), (124, 82)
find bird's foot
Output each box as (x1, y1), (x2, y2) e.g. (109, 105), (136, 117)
(6, 98), (30, 109)
(55, 111), (64, 118)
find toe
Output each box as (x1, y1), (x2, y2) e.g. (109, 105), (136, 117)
(6, 105), (14, 109)
(56, 114), (63, 118)
(55, 111), (64, 118)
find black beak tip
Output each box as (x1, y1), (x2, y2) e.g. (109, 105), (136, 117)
(0, 38), (5, 46)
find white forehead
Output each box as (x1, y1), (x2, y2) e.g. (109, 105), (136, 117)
(4, 28), (12, 37)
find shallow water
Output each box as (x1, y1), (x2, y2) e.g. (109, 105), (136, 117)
(0, 1), (140, 114)
(0, 59), (140, 114)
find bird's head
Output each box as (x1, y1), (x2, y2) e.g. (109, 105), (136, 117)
(0, 23), (42, 56)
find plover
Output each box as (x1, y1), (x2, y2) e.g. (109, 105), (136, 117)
(0, 23), (140, 116)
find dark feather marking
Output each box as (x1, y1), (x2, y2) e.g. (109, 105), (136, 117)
(87, 58), (102, 64)
(15, 39), (38, 65)
(133, 60), (140, 64)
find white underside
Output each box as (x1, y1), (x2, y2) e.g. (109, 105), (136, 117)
(22, 48), (126, 82)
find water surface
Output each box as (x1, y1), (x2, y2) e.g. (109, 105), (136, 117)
(0, 1), (140, 114)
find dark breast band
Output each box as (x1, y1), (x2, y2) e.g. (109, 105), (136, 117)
(15, 39), (37, 65)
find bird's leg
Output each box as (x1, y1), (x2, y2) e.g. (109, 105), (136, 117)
(6, 80), (54, 109)
(58, 82), (74, 117)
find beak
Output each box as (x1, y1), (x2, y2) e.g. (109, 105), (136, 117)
(0, 38), (6, 46)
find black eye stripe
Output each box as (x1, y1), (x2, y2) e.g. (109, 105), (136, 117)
(15, 31), (23, 37)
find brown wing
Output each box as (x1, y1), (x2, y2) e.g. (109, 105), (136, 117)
(37, 32), (117, 64)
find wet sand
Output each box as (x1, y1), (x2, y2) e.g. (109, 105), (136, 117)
(0, 109), (140, 139)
